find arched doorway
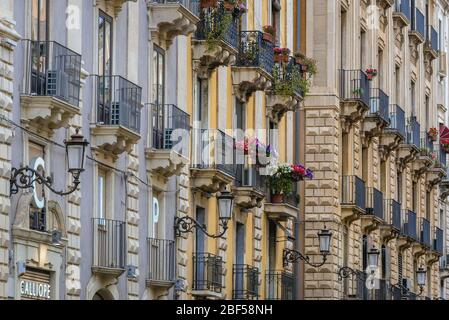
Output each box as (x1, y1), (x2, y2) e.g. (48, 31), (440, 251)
(92, 288), (114, 300)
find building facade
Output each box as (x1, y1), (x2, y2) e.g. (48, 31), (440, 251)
(1, 0), (449, 301)
(302, 0), (449, 300)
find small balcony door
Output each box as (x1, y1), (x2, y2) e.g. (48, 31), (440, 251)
(195, 207), (206, 289)
(30, 0), (49, 95)
(97, 10), (113, 124)
(234, 223), (245, 298)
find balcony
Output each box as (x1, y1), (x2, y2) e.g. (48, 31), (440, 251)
(424, 26), (439, 61)
(392, 0), (411, 28)
(192, 253), (224, 299)
(191, 129), (235, 193)
(266, 57), (303, 119)
(398, 210), (417, 249)
(409, 9), (425, 45)
(265, 271), (295, 300)
(146, 104), (190, 178)
(380, 199), (401, 242)
(363, 88), (390, 136)
(192, 1), (239, 78)
(361, 187), (384, 233)
(91, 218), (126, 277)
(105, 0), (137, 15)
(146, 238), (175, 288)
(232, 31), (274, 102)
(427, 145), (447, 186)
(91, 75), (142, 157)
(380, 104), (405, 152)
(412, 131), (433, 175)
(264, 184), (299, 221)
(419, 218), (431, 248)
(338, 70), (370, 128)
(378, 0), (394, 9)
(397, 117), (420, 168)
(20, 40), (81, 134)
(433, 227), (444, 255)
(148, 0), (200, 48)
(340, 175), (366, 223)
(233, 165), (265, 209)
(232, 264), (259, 300)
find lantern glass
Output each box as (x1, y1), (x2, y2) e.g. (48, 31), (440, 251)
(368, 246), (380, 267)
(65, 130), (88, 178)
(416, 267), (426, 287)
(318, 229), (332, 254)
(217, 190), (234, 221)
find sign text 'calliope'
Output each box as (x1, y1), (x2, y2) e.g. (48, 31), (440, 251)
(20, 280), (51, 299)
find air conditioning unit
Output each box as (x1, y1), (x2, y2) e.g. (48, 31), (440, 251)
(47, 70), (69, 101)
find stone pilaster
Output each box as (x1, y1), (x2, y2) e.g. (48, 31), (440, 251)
(127, 146), (140, 299)
(303, 100), (340, 300)
(0, 15), (20, 299)
(176, 167), (190, 299)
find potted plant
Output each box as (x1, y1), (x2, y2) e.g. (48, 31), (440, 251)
(224, 0), (236, 11)
(428, 127), (438, 141)
(201, 0), (218, 9)
(274, 47), (290, 62)
(267, 164), (313, 203)
(442, 143), (449, 153)
(352, 87), (364, 97)
(366, 68), (378, 81)
(263, 25), (276, 43)
(232, 0), (247, 17)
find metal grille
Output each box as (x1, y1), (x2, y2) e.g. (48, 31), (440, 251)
(388, 104), (406, 139)
(369, 88), (390, 123)
(236, 31), (275, 75)
(193, 253), (224, 293)
(232, 264), (259, 300)
(148, 238), (175, 283)
(338, 69), (370, 107)
(265, 271), (296, 300)
(92, 218), (126, 270)
(340, 175), (366, 210)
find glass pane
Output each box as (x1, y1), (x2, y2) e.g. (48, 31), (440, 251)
(98, 15), (104, 75)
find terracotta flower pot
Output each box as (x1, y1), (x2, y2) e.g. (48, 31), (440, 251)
(223, 1), (234, 10)
(274, 55), (289, 63)
(271, 193), (284, 203)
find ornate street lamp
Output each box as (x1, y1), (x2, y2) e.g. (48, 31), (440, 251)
(175, 189), (235, 239)
(283, 227), (332, 267)
(416, 267), (426, 295)
(10, 129), (89, 196)
(338, 246), (380, 280)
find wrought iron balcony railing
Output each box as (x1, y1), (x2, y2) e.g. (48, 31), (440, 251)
(388, 104), (406, 138)
(193, 253), (224, 293)
(369, 88), (389, 123)
(232, 264), (259, 300)
(433, 145), (447, 168)
(434, 227), (444, 254)
(268, 183), (299, 208)
(272, 57), (304, 98)
(194, 1), (239, 50)
(21, 40), (82, 107)
(420, 218), (431, 247)
(150, 103), (190, 155)
(148, 238), (175, 284)
(236, 31), (275, 75)
(395, 0), (411, 21)
(365, 187), (384, 220)
(338, 69), (370, 107)
(401, 210), (417, 240)
(340, 175), (366, 210)
(373, 279), (391, 300)
(406, 116), (420, 148)
(413, 9), (425, 38)
(385, 199), (402, 230)
(92, 218), (126, 270)
(193, 128), (236, 177)
(93, 75), (142, 134)
(235, 164), (265, 192)
(265, 271), (296, 300)
(419, 131), (434, 155)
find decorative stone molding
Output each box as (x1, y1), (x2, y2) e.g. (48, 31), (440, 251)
(193, 41), (237, 79)
(361, 214), (383, 234)
(146, 148), (189, 180)
(362, 114), (389, 138)
(379, 129), (404, 154)
(266, 94), (300, 121)
(96, 0), (137, 17)
(412, 154), (433, 177)
(232, 186), (265, 209)
(231, 67), (272, 102)
(90, 125), (141, 158)
(190, 168), (234, 194)
(397, 144), (419, 171)
(148, 2), (199, 49)
(340, 101), (369, 133)
(264, 202), (299, 221)
(20, 96), (80, 136)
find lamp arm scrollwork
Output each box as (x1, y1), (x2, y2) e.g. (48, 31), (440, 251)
(10, 167), (80, 197)
(283, 249), (327, 268)
(174, 216), (229, 239)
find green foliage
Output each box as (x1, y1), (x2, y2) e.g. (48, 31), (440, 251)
(205, 10), (234, 51)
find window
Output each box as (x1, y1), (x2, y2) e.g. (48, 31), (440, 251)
(152, 195), (160, 238)
(268, 121), (277, 155)
(153, 45), (165, 105)
(271, 1), (281, 46)
(411, 81), (416, 116)
(360, 30), (366, 70)
(98, 11), (113, 77)
(31, 0), (49, 42)
(395, 67), (400, 105)
(425, 95), (430, 129)
(426, 191), (431, 220)
(97, 169), (106, 220)
(29, 141), (46, 231)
